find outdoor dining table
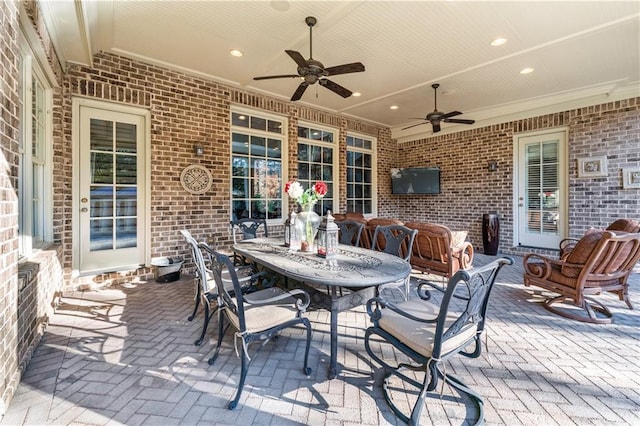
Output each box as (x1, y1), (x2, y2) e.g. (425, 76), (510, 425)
(233, 237), (412, 379)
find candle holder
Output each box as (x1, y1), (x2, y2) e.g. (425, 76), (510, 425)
(317, 210), (339, 258)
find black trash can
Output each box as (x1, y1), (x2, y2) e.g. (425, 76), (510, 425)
(151, 257), (184, 283)
(482, 213), (500, 255)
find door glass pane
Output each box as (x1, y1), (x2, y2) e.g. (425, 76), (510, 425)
(116, 123), (137, 153)
(91, 153), (113, 184)
(116, 186), (136, 216)
(89, 118), (138, 252)
(525, 140), (559, 236)
(91, 186), (113, 217)
(90, 218), (113, 251)
(90, 119), (113, 151)
(116, 218), (137, 249)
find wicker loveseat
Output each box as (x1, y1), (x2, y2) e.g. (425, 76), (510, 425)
(405, 222), (474, 280)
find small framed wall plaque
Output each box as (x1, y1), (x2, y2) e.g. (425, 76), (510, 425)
(622, 167), (640, 189)
(577, 156), (608, 178)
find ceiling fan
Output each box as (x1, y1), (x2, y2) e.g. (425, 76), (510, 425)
(402, 84), (475, 133)
(253, 16), (365, 101)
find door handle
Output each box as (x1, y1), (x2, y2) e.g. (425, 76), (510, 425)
(81, 207), (88, 213)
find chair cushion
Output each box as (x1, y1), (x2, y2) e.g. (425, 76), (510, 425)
(226, 288), (299, 333)
(562, 231), (604, 277)
(377, 300), (477, 358)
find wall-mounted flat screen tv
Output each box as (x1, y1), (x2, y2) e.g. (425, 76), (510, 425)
(391, 167), (441, 195)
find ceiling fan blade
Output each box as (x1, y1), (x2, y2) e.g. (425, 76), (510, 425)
(253, 74), (301, 81)
(442, 111), (462, 119)
(444, 118), (476, 124)
(432, 123), (441, 133)
(285, 50), (308, 68)
(319, 79), (352, 98)
(401, 122), (430, 130)
(324, 62), (365, 76)
(408, 117), (427, 120)
(291, 82), (309, 101)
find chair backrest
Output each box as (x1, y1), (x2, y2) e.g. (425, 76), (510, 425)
(607, 218), (640, 233)
(200, 243), (246, 330)
(180, 230), (214, 294)
(567, 231), (640, 284)
(336, 220), (365, 247)
(431, 257), (513, 359)
(405, 222), (453, 263)
(371, 224), (417, 262)
(363, 218), (404, 249)
(230, 218), (268, 243)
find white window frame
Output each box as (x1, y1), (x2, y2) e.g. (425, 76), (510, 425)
(18, 27), (54, 258)
(230, 106), (288, 225)
(346, 132), (377, 217)
(296, 122), (339, 215)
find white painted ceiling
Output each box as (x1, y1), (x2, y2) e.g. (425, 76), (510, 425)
(41, 0), (639, 140)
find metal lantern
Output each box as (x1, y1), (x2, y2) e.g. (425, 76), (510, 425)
(317, 210), (339, 258)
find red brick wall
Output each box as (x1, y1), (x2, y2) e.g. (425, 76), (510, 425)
(1, 0), (65, 415)
(395, 98), (640, 255)
(0, 0), (20, 415)
(62, 53), (389, 281)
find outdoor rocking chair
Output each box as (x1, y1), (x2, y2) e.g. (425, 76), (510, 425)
(203, 245), (312, 410)
(364, 256), (513, 425)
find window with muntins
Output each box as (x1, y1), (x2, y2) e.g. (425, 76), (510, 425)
(346, 134), (375, 215)
(18, 32), (53, 257)
(230, 109), (285, 221)
(297, 124), (337, 215)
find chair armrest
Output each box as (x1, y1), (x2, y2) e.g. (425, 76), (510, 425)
(522, 253), (565, 279)
(366, 296), (438, 325)
(452, 242), (474, 269)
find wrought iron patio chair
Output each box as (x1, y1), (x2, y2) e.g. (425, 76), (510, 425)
(371, 224), (418, 300)
(180, 230), (265, 346)
(203, 244), (312, 410)
(336, 219), (365, 247)
(364, 256), (513, 425)
(230, 218), (269, 265)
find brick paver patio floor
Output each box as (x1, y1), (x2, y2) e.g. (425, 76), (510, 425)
(2, 254), (639, 425)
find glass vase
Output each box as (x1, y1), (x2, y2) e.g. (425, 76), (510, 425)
(295, 206), (321, 252)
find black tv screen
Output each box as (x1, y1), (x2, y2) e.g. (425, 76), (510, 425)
(391, 167), (441, 195)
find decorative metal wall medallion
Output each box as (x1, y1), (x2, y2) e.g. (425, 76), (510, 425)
(180, 165), (212, 194)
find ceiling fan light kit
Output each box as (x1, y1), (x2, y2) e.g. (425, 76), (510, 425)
(402, 83), (476, 133)
(253, 16), (365, 101)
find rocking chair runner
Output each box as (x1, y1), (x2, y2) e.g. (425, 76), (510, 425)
(203, 245), (312, 410)
(364, 257), (513, 426)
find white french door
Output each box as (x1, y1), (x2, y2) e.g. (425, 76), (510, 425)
(74, 99), (149, 274)
(515, 129), (567, 249)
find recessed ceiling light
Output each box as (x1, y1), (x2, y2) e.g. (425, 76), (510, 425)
(352, 92), (361, 97)
(390, 105), (398, 110)
(229, 49), (244, 57)
(270, 1), (289, 12)
(491, 37), (507, 47)
(520, 67), (535, 75)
